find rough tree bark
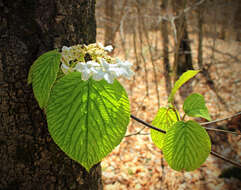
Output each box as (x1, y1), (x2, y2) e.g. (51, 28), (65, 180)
(0, 0), (102, 189)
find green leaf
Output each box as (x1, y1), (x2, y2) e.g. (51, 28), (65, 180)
(163, 120), (211, 171)
(151, 107), (179, 149)
(29, 50), (61, 108)
(46, 72), (130, 171)
(183, 93), (211, 121)
(168, 70), (199, 103)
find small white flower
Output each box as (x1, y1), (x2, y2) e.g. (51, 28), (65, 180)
(75, 61), (100, 81)
(92, 70), (104, 81)
(61, 63), (74, 74)
(116, 59), (134, 79)
(99, 58), (109, 69)
(60, 44), (134, 84)
(103, 72), (115, 84)
(104, 45), (113, 52)
(62, 46), (72, 51)
(97, 42), (105, 49)
(98, 58), (116, 83)
(116, 59), (132, 68)
(97, 42), (113, 52)
(77, 63), (91, 80)
(109, 66), (122, 77)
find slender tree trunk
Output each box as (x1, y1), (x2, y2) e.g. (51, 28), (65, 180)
(161, 0), (172, 95)
(172, 0), (193, 80)
(136, 2), (149, 96)
(0, 0), (102, 189)
(176, 20), (193, 77)
(197, 3), (204, 70)
(234, 0), (241, 41)
(172, 0), (193, 99)
(104, 0), (114, 46)
(136, 1), (160, 107)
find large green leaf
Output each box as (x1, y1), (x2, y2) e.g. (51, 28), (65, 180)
(151, 107), (179, 150)
(183, 93), (211, 121)
(163, 120), (211, 171)
(28, 50), (61, 108)
(46, 72), (130, 171)
(168, 70), (199, 103)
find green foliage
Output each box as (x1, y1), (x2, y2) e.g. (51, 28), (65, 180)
(28, 46), (211, 173)
(163, 120), (211, 171)
(46, 72), (130, 171)
(151, 107), (179, 149)
(28, 50), (61, 108)
(168, 70), (199, 103)
(151, 70), (212, 171)
(183, 93), (211, 121)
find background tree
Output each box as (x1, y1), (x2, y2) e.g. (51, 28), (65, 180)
(104, 0), (114, 46)
(160, 0), (172, 95)
(95, 0), (241, 188)
(171, 0), (193, 80)
(0, 0), (102, 189)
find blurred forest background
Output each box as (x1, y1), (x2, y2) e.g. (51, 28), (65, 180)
(95, 0), (241, 189)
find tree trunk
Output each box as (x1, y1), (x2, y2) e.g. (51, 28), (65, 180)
(172, 0), (193, 99)
(0, 0), (102, 189)
(197, 2), (204, 70)
(176, 21), (193, 77)
(172, 0), (193, 79)
(234, 0), (241, 41)
(104, 0), (114, 46)
(161, 0), (172, 95)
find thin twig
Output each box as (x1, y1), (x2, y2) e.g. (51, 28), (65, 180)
(175, 0), (206, 20)
(200, 111), (241, 125)
(125, 131), (149, 137)
(211, 150), (241, 169)
(130, 114), (241, 168)
(168, 107), (180, 121)
(204, 127), (240, 135)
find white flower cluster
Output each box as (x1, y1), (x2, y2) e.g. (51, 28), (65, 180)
(60, 43), (134, 84)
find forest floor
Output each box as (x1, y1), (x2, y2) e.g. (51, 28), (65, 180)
(96, 28), (241, 190)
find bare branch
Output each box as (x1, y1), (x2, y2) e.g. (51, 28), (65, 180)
(125, 131), (149, 137)
(201, 111), (241, 125)
(211, 150), (241, 169)
(204, 127), (240, 135)
(130, 114), (241, 168)
(175, 0), (206, 20)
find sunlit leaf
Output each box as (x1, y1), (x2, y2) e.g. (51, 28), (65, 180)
(28, 50), (61, 108)
(183, 93), (211, 121)
(168, 70), (199, 103)
(151, 107), (179, 149)
(46, 72), (130, 171)
(163, 120), (211, 171)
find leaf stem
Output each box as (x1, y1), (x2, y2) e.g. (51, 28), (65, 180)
(211, 150), (241, 169)
(130, 114), (166, 134)
(182, 113), (186, 121)
(168, 106), (180, 121)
